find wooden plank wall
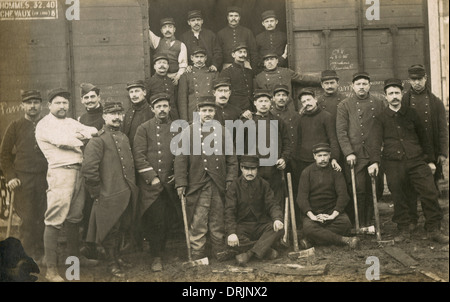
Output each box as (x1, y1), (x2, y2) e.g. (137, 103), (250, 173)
(289, 0), (426, 96)
(71, 0), (147, 119)
(0, 0), (148, 137)
(0, 2), (69, 136)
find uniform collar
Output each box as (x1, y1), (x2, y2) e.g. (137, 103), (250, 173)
(154, 116), (171, 124)
(86, 103), (103, 113)
(303, 106), (321, 116)
(312, 162), (332, 171)
(386, 105), (407, 117)
(104, 124), (120, 132)
(131, 100), (148, 110)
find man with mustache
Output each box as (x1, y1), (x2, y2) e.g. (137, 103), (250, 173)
(180, 10), (222, 72)
(240, 90), (292, 211)
(270, 84), (300, 158)
(148, 55), (180, 120)
(174, 97), (238, 261)
(123, 80), (154, 148)
(254, 52), (321, 112)
(224, 155), (284, 266)
(132, 93), (181, 272)
(336, 72), (385, 228)
(212, 77), (242, 126)
(149, 18), (187, 85)
(178, 47), (218, 122)
(78, 83), (104, 131)
(217, 6), (258, 70)
(0, 90), (48, 262)
(35, 88), (99, 282)
(317, 70), (347, 123)
(219, 43), (254, 112)
(401, 64), (449, 232)
(297, 143), (358, 249)
(367, 78), (448, 244)
(255, 10), (287, 70)
(77, 83), (104, 260)
(82, 100), (139, 278)
(292, 88), (341, 223)
(317, 70), (349, 191)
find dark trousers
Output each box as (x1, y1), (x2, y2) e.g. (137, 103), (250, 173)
(383, 158), (443, 231)
(404, 162), (444, 224)
(303, 213), (352, 245)
(103, 217), (122, 266)
(141, 189), (172, 258)
(14, 171), (47, 258)
(235, 221), (283, 259)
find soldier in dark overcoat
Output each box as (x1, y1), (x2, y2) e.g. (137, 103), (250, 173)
(82, 100), (138, 278)
(174, 97), (238, 261)
(132, 93), (181, 272)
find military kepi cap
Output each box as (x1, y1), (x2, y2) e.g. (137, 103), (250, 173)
(262, 52), (278, 60)
(352, 72), (370, 83)
(150, 92), (171, 106)
(160, 17), (175, 27)
(103, 100), (124, 114)
(384, 78), (403, 91)
(48, 88), (70, 102)
(153, 54), (169, 63)
(21, 90), (42, 102)
(187, 10), (202, 20)
(126, 80), (145, 91)
(298, 87), (315, 99)
(272, 84), (289, 95)
(80, 83), (99, 97)
(191, 47), (207, 56)
(261, 10), (277, 21)
(321, 70), (339, 81)
(240, 155), (259, 168)
(231, 42), (247, 53)
(408, 64), (426, 78)
(212, 77), (231, 89)
(312, 143), (331, 154)
(197, 96), (217, 108)
(253, 89), (272, 100)
(227, 6), (241, 14)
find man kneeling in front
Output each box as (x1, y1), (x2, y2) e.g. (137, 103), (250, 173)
(297, 143), (359, 249)
(225, 155), (284, 266)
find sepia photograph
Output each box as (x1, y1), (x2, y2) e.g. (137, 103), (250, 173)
(0, 0), (448, 290)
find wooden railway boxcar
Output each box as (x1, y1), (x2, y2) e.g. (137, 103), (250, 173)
(0, 0), (447, 137)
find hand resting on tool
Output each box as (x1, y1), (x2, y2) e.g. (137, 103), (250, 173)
(227, 234), (239, 247)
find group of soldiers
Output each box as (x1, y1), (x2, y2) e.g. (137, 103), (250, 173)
(0, 7), (449, 282)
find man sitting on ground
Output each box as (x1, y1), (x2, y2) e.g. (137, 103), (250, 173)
(297, 143), (359, 249)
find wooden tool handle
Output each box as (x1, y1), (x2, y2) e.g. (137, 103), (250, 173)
(180, 194), (192, 262)
(287, 173), (299, 252)
(6, 191), (15, 238)
(371, 176), (382, 241)
(350, 167), (360, 231)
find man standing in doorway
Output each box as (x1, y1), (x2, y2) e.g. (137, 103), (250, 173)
(217, 6), (258, 70)
(180, 10), (222, 72)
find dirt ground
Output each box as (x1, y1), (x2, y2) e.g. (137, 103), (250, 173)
(3, 194), (445, 284)
(1, 172), (449, 284)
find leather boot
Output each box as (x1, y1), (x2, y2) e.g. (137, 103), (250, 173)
(65, 222), (98, 267)
(106, 247), (124, 278)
